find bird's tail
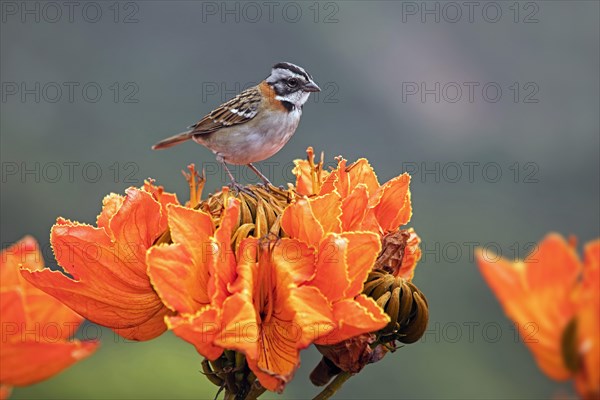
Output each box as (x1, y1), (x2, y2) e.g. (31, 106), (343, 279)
(151, 130), (193, 150)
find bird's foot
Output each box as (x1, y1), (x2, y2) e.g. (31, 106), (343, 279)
(228, 181), (256, 197)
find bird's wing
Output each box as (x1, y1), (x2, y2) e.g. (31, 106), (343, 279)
(189, 85), (261, 135)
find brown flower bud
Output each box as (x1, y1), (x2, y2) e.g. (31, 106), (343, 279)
(363, 271), (429, 344)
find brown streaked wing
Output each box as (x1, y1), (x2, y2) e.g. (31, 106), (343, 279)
(189, 85), (261, 135)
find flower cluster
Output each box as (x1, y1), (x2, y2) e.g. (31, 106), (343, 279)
(6, 148), (427, 399)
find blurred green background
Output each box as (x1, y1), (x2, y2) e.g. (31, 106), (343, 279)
(1, 1), (598, 399)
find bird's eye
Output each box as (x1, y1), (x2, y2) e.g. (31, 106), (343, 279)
(287, 78), (299, 87)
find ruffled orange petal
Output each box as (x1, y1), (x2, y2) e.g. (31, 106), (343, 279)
(167, 204), (215, 267)
(342, 232), (381, 298)
(211, 198), (240, 306)
(21, 189), (170, 341)
(251, 319), (300, 393)
(308, 192), (342, 234)
(308, 234), (350, 303)
(347, 159), (380, 197)
(167, 307), (223, 361)
(292, 159), (314, 196)
(340, 185), (369, 231)
(142, 180), (180, 229)
(371, 173), (412, 232)
(147, 204), (214, 313)
(281, 198), (324, 247)
(271, 238), (316, 284)
(147, 243), (208, 314)
(216, 293), (259, 361)
(96, 193), (124, 233)
(289, 285), (335, 347)
(316, 295), (389, 345)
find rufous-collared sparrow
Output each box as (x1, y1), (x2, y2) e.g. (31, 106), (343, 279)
(152, 62), (320, 187)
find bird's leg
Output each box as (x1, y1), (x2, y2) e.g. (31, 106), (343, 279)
(220, 160), (257, 196)
(246, 163), (273, 187)
(220, 160), (243, 191)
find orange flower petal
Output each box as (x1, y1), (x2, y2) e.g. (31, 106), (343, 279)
(147, 243), (209, 314)
(21, 189), (170, 341)
(3, 237), (83, 333)
(0, 339), (97, 386)
(167, 307), (223, 361)
(215, 293), (259, 361)
(112, 311), (172, 341)
(1, 237), (98, 388)
(476, 235), (579, 381)
(1, 236), (43, 288)
(347, 158), (380, 197)
(96, 193), (124, 233)
(319, 170), (338, 196)
(525, 234), (580, 292)
(316, 295), (389, 345)
(309, 192), (342, 234)
(331, 158), (350, 198)
(575, 293), (600, 399)
(342, 232), (381, 298)
(340, 184), (369, 231)
(167, 204), (215, 266)
(289, 285), (335, 347)
(281, 198), (324, 247)
(575, 239), (600, 398)
(147, 204), (215, 313)
(253, 318), (301, 393)
(583, 239), (600, 293)
(142, 180), (180, 229)
(211, 198), (240, 306)
(371, 173), (412, 232)
(309, 234), (350, 303)
(292, 159), (314, 196)
(0, 290), (27, 340)
(272, 238), (316, 284)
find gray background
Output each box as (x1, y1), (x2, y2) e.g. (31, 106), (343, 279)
(1, 1), (599, 399)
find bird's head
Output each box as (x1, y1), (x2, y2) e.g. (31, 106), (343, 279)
(266, 62), (321, 109)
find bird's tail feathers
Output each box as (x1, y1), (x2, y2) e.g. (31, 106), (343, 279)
(151, 130), (193, 150)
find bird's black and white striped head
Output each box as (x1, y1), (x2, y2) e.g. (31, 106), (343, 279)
(266, 62), (320, 110)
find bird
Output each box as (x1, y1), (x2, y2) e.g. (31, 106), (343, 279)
(152, 62), (320, 188)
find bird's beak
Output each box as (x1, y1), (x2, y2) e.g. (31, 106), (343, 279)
(304, 81), (321, 92)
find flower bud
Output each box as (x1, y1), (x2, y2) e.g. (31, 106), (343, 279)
(363, 270), (429, 344)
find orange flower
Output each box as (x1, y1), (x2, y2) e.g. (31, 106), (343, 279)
(147, 195), (335, 392)
(292, 147), (420, 280)
(1, 237), (98, 397)
(281, 197), (390, 346)
(293, 147), (412, 235)
(476, 234), (599, 399)
(20, 182), (178, 341)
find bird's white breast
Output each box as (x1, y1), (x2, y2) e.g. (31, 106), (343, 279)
(197, 108), (302, 165)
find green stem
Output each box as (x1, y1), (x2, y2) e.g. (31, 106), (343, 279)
(312, 371), (354, 400)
